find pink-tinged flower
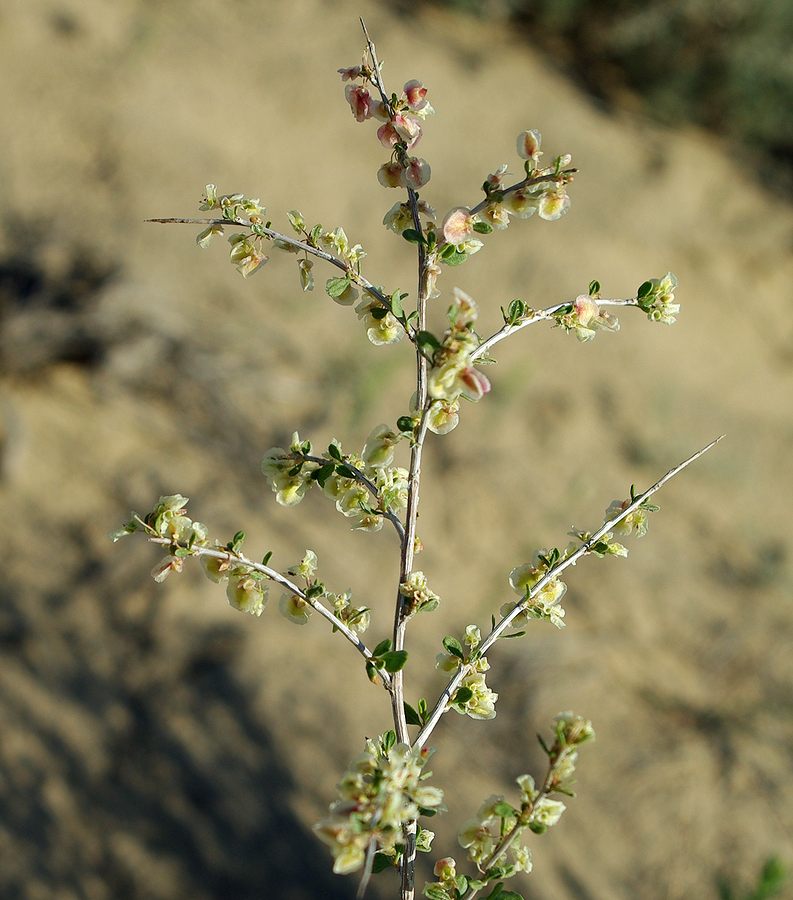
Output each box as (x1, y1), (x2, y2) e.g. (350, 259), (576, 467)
(442, 207), (474, 244)
(392, 113), (422, 148)
(403, 79), (428, 111)
(402, 156), (431, 189)
(345, 84), (372, 122)
(377, 121), (400, 149)
(378, 161), (404, 188)
(573, 294), (598, 327)
(459, 366), (491, 401)
(517, 129), (542, 160)
(337, 65), (362, 81)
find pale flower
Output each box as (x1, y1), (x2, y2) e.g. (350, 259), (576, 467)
(426, 399), (459, 435)
(279, 591), (312, 625)
(441, 207), (474, 244)
(227, 573), (267, 616)
(538, 188), (570, 221)
(516, 129), (542, 160)
(378, 161), (404, 189)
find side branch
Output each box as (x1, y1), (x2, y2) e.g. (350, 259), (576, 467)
(147, 216), (412, 339)
(300, 452), (406, 542)
(413, 436), (724, 749)
(469, 167), (578, 219)
(472, 297), (639, 361)
(149, 538), (392, 689)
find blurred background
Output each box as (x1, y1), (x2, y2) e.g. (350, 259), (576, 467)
(1, 1), (791, 898)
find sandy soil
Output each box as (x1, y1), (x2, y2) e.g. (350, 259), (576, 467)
(1, 1), (791, 898)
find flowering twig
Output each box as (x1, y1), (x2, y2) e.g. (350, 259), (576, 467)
(149, 537), (392, 689)
(472, 297), (639, 361)
(459, 764), (557, 900)
(300, 452), (406, 542)
(147, 216), (412, 338)
(413, 435), (724, 750)
(468, 168), (578, 219)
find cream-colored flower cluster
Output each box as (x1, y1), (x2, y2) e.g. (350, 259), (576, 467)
(261, 429), (407, 532)
(315, 733), (443, 875)
(422, 714), (593, 898)
(637, 271), (680, 324)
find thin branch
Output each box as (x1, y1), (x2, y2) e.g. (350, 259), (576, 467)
(413, 436), (724, 749)
(468, 167), (578, 219)
(459, 758), (558, 900)
(300, 452), (406, 542)
(149, 538), (392, 689)
(147, 216), (413, 340)
(471, 297), (639, 361)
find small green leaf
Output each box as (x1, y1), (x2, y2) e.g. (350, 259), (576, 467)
(637, 280), (653, 299)
(371, 852), (394, 874)
(390, 291), (404, 318)
(309, 224), (323, 245)
(404, 703), (422, 726)
(454, 686), (473, 704)
(493, 801), (517, 818)
(529, 821), (548, 834)
(327, 443), (342, 461)
(416, 330), (441, 355)
(418, 697), (428, 717)
(232, 530), (246, 546)
(261, 551), (272, 566)
(500, 630), (526, 639)
(401, 228), (424, 244)
(370, 306), (389, 320)
(418, 806), (438, 817)
(366, 661), (379, 683)
(381, 650), (409, 673)
(372, 638), (392, 657)
(397, 415), (416, 434)
(505, 298), (526, 324)
(472, 220), (493, 234)
(325, 276), (351, 299)
(382, 729), (397, 751)
(440, 243), (458, 259)
(588, 279), (601, 296)
(441, 249), (468, 266)
(311, 463), (336, 487)
(336, 464), (357, 480)
(442, 636), (464, 659)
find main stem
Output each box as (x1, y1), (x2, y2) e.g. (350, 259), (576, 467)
(393, 208), (430, 900)
(358, 20), (432, 898)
